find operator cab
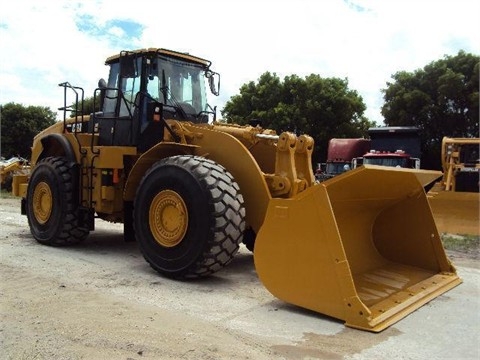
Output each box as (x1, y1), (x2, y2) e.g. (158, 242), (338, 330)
(93, 48), (220, 150)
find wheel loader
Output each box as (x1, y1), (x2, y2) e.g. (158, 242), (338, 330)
(0, 156), (29, 191)
(441, 136), (480, 192)
(427, 137), (480, 235)
(13, 48), (461, 332)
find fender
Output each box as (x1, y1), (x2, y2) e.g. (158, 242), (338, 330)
(36, 134), (76, 163)
(184, 124), (272, 234)
(123, 142), (198, 201)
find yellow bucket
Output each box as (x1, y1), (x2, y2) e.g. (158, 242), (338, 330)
(254, 165), (462, 332)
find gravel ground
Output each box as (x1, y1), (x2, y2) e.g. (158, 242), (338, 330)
(1, 196), (479, 360)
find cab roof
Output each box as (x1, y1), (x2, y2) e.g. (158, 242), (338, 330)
(105, 48), (211, 67)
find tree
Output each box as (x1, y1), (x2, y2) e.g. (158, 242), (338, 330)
(222, 72), (374, 164)
(69, 96), (101, 117)
(381, 50), (479, 169)
(1, 103), (57, 159)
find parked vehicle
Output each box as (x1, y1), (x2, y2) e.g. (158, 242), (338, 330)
(353, 127), (421, 169)
(441, 137), (480, 192)
(12, 48), (461, 332)
(316, 138), (370, 181)
(0, 157), (29, 191)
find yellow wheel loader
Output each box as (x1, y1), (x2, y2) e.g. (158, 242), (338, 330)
(0, 157), (29, 192)
(441, 136), (480, 192)
(13, 48), (461, 332)
(427, 137), (480, 235)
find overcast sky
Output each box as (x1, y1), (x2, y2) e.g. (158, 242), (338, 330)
(1, 0), (479, 124)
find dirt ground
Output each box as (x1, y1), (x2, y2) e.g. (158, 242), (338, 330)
(1, 196), (479, 360)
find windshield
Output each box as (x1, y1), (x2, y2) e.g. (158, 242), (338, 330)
(326, 162), (350, 174)
(147, 55), (208, 115)
(102, 52), (215, 121)
(364, 157), (408, 167)
(460, 144), (480, 165)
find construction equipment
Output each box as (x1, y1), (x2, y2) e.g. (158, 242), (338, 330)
(13, 48), (461, 332)
(316, 138), (370, 181)
(353, 127), (421, 169)
(426, 137), (479, 236)
(0, 157), (29, 191)
(441, 137), (480, 192)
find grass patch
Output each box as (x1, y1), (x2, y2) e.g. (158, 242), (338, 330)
(441, 233), (480, 253)
(0, 189), (17, 199)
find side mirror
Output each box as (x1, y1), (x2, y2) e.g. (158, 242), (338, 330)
(98, 78), (107, 88)
(97, 78), (107, 111)
(352, 158), (358, 168)
(206, 70), (220, 96)
(414, 158), (421, 169)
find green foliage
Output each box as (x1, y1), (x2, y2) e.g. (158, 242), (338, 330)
(222, 72), (374, 163)
(441, 234), (479, 253)
(0, 102), (56, 159)
(69, 96), (101, 117)
(0, 189), (16, 198)
(382, 50), (479, 169)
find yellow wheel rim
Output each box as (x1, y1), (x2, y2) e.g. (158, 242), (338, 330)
(149, 190), (188, 247)
(32, 181), (53, 225)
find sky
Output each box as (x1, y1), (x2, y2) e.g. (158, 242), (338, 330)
(1, 0), (479, 125)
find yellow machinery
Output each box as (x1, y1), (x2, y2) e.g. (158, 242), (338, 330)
(426, 137), (480, 236)
(0, 157), (29, 191)
(13, 48), (461, 332)
(441, 137), (480, 192)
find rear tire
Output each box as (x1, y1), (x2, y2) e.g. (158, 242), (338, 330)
(134, 155), (245, 279)
(26, 157), (89, 246)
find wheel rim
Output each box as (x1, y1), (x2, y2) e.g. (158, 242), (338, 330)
(149, 190), (188, 247)
(32, 181), (53, 225)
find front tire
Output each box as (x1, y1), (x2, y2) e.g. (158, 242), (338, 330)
(26, 157), (89, 246)
(134, 155), (245, 279)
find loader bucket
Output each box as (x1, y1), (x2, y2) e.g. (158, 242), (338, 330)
(254, 165), (462, 332)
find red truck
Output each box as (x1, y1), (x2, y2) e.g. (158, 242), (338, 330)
(316, 138), (370, 180)
(317, 127), (422, 181)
